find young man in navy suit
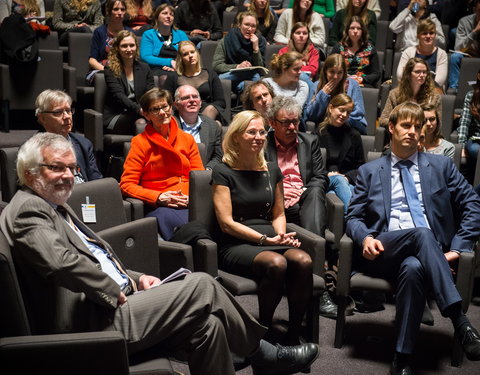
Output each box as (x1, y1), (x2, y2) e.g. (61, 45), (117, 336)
(346, 101), (480, 374)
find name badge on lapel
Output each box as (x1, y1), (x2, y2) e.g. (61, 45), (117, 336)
(81, 196), (96, 223)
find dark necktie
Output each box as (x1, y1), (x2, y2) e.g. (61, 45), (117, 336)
(397, 160), (428, 228)
(57, 206), (138, 293)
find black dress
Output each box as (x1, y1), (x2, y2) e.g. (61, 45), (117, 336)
(211, 162), (289, 277)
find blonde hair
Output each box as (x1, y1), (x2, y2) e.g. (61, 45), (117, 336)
(269, 51), (303, 77)
(125, 0), (153, 18)
(250, 0), (274, 28)
(175, 41), (202, 76)
(107, 30), (139, 78)
(222, 111), (268, 169)
(70, 0), (94, 12)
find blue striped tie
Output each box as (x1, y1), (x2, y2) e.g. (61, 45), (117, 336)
(397, 160), (428, 228)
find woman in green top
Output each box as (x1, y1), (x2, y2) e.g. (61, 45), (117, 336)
(288, 0), (335, 18)
(328, 0), (377, 46)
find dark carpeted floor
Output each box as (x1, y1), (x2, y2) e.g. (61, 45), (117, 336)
(171, 294), (480, 375)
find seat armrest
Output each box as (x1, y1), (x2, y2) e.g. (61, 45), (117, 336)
(457, 250), (476, 314)
(158, 240), (194, 279)
(287, 222), (325, 276)
(192, 238), (218, 277)
(374, 126), (386, 152)
(450, 130), (459, 144)
(123, 200), (132, 222)
(84, 108), (104, 152)
(97, 217), (162, 277)
(326, 194), (344, 246)
(0, 331), (129, 375)
(0, 64), (10, 101)
(125, 197), (145, 221)
(63, 65), (77, 102)
(336, 234), (354, 297)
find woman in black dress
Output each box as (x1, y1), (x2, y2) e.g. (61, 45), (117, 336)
(211, 110), (312, 344)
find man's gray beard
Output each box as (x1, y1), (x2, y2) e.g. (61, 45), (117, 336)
(31, 176), (73, 206)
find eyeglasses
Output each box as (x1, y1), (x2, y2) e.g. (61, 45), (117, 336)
(245, 129), (267, 136)
(39, 163), (79, 174)
(412, 70), (428, 76)
(148, 105), (171, 115)
(424, 116), (437, 123)
(178, 95), (200, 101)
(41, 108), (75, 117)
(275, 118), (300, 127)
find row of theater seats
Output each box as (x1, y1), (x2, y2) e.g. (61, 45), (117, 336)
(1, 146), (477, 372)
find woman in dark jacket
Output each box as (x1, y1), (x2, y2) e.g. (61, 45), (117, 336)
(174, 0), (223, 44)
(104, 30), (154, 134)
(315, 93), (365, 213)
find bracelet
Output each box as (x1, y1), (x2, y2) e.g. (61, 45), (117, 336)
(258, 234), (267, 245)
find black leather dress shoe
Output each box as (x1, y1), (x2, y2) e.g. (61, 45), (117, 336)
(389, 363), (415, 375)
(251, 343), (319, 375)
(319, 291), (338, 319)
(389, 353), (415, 375)
(456, 325), (480, 361)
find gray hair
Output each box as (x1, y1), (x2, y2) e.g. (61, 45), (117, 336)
(17, 133), (74, 186)
(35, 90), (72, 116)
(266, 96), (302, 120)
(174, 85), (200, 102)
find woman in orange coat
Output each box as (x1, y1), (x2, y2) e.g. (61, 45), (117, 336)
(120, 88), (204, 239)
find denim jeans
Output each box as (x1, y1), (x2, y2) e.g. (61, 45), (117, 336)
(218, 70), (261, 94)
(447, 53), (463, 90)
(466, 139), (480, 160)
(327, 174), (354, 214)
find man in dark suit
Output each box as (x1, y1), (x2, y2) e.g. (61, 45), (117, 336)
(346, 101), (480, 374)
(264, 96), (328, 237)
(35, 89), (102, 183)
(0, 132), (319, 375)
(173, 85), (223, 170)
(264, 96), (337, 318)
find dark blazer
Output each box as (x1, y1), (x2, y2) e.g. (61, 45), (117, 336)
(69, 132), (103, 181)
(315, 125), (365, 184)
(163, 68), (227, 124)
(264, 131), (328, 191)
(346, 152), (480, 253)
(0, 188), (142, 334)
(103, 60), (155, 127)
(198, 114), (223, 170)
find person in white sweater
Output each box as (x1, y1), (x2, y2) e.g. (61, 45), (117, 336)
(274, 0), (326, 48)
(389, 0), (445, 52)
(396, 18), (448, 89)
(335, 0), (381, 19)
(264, 51), (310, 109)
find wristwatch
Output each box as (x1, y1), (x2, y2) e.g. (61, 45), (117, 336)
(258, 234), (267, 245)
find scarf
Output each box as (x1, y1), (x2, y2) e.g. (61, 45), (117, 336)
(224, 27), (265, 65)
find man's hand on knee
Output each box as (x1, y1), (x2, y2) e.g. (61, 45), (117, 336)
(362, 236), (384, 261)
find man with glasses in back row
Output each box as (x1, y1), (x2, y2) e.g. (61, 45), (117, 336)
(36, 89), (102, 183)
(264, 96), (336, 317)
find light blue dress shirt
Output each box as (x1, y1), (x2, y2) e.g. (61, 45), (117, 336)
(180, 116), (202, 143)
(388, 152), (431, 232)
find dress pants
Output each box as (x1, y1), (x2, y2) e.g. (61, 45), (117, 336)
(285, 185), (326, 237)
(354, 228), (462, 354)
(107, 273), (266, 375)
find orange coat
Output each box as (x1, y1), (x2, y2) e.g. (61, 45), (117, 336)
(120, 118), (204, 206)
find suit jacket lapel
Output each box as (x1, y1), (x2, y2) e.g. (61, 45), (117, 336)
(297, 136), (308, 182)
(417, 153), (432, 221)
(380, 155), (392, 224)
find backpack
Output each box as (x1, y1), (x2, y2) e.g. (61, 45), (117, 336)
(0, 13), (39, 65)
